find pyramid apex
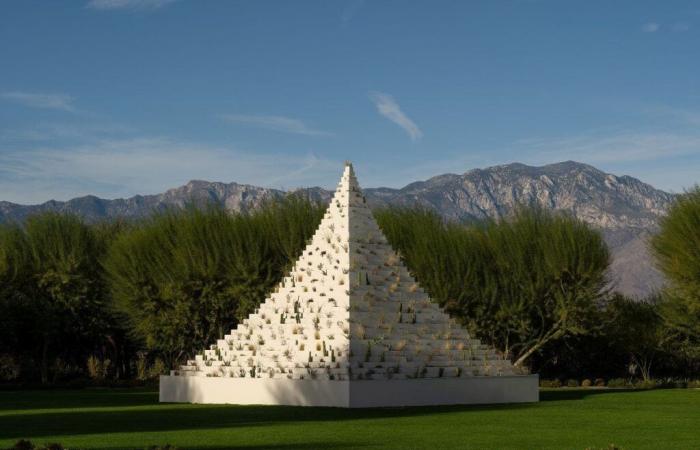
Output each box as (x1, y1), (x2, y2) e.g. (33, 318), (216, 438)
(343, 161), (355, 176)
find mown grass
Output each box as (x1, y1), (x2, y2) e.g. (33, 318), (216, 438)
(0, 388), (698, 449)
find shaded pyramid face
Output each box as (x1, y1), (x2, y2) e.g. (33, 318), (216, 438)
(177, 163), (518, 381)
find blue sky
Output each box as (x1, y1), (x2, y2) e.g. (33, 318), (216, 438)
(1, 0), (699, 203)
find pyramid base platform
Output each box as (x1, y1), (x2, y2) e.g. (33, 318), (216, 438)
(159, 374), (539, 407)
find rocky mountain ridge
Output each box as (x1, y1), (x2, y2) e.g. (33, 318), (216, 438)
(0, 161), (675, 298)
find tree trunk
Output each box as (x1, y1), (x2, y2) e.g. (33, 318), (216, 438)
(513, 327), (565, 368)
(40, 335), (49, 384)
(635, 355), (654, 382)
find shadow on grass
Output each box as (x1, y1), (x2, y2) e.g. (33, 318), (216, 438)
(153, 444), (368, 450)
(0, 403), (534, 440)
(8, 442), (369, 450)
(540, 388), (657, 402)
(0, 393), (537, 441)
(0, 387), (644, 442)
(0, 388), (157, 411)
(75, 444), (370, 450)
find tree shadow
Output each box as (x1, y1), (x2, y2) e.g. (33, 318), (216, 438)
(539, 388), (656, 402)
(0, 388), (157, 412)
(0, 389), (539, 441)
(1, 387), (649, 442)
(158, 444), (368, 450)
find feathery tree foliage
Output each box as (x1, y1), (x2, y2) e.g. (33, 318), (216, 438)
(0, 224), (33, 378)
(3, 196), (699, 383)
(0, 214), (116, 383)
(652, 186), (700, 359)
(103, 197), (323, 365)
(375, 207), (610, 367)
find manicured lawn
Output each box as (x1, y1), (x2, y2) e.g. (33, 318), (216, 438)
(0, 388), (698, 449)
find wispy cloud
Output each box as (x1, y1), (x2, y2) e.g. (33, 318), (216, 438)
(369, 91), (423, 141)
(341, 0), (365, 25)
(1, 91), (75, 112)
(672, 22), (690, 32)
(86, 0), (178, 11)
(515, 130), (700, 164)
(642, 22), (660, 33)
(0, 122), (133, 143)
(0, 125), (341, 203)
(641, 21), (691, 33)
(644, 105), (700, 126)
(220, 114), (332, 136)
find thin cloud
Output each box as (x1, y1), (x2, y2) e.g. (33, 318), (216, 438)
(1, 91), (75, 112)
(672, 22), (690, 32)
(642, 22), (660, 32)
(0, 134), (340, 203)
(0, 122), (134, 143)
(86, 0), (178, 10)
(341, 0), (365, 25)
(220, 114), (332, 136)
(515, 130), (700, 164)
(369, 91), (423, 141)
(645, 105), (700, 126)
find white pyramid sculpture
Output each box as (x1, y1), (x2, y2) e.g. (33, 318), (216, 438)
(160, 163), (538, 407)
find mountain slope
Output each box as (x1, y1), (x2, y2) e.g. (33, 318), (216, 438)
(0, 161), (675, 298)
(365, 161), (671, 228)
(364, 161), (674, 298)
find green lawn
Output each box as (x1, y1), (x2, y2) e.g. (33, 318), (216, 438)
(0, 388), (698, 450)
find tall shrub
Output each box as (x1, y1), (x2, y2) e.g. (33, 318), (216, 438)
(0, 213), (112, 382)
(373, 208), (492, 332)
(104, 197), (323, 366)
(484, 209), (610, 366)
(604, 295), (666, 381)
(375, 207), (610, 368)
(0, 224), (34, 377)
(652, 186), (700, 359)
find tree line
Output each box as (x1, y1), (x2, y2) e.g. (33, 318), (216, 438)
(0, 189), (698, 384)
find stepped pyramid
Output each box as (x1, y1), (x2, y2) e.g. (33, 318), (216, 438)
(160, 163), (538, 407)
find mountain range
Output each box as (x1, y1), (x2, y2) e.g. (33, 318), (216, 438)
(0, 161), (675, 298)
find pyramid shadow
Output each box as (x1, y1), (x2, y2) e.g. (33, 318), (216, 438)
(0, 392), (537, 441)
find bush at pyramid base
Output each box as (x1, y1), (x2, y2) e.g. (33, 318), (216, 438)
(160, 163), (538, 407)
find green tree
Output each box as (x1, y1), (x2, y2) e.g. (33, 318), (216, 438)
(651, 186), (700, 335)
(376, 207), (610, 368)
(605, 294), (665, 381)
(0, 213), (113, 383)
(651, 186), (700, 360)
(484, 209), (610, 367)
(373, 208), (493, 333)
(0, 224), (34, 378)
(104, 197), (323, 367)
